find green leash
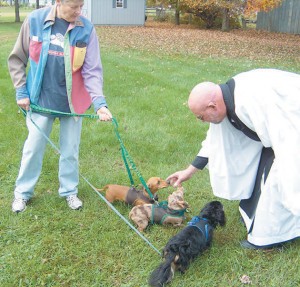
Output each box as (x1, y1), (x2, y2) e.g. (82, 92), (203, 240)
(30, 104), (154, 200)
(20, 105), (161, 255)
(110, 117), (155, 200)
(30, 103), (98, 119)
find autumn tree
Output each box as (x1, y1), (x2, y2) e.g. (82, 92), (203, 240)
(147, 0), (164, 6)
(181, 0), (240, 30)
(159, 0), (187, 25)
(147, 0), (235, 28)
(147, 0), (182, 25)
(241, 0), (282, 28)
(244, 0), (282, 16)
(147, 0), (283, 30)
(182, 0), (283, 31)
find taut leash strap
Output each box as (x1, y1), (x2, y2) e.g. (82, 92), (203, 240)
(21, 107), (161, 256)
(111, 118), (155, 200)
(27, 105), (156, 200)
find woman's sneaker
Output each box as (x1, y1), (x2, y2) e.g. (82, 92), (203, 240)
(66, 195), (83, 210)
(12, 198), (28, 213)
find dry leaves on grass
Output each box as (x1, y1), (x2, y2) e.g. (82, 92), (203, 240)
(240, 274), (252, 284)
(97, 21), (300, 63)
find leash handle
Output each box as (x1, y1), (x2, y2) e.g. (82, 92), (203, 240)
(30, 104), (99, 119)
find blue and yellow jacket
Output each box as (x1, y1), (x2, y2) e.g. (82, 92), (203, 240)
(8, 4), (106, 114)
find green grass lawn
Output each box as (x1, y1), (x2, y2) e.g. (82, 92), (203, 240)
(1, 13), (300, 287)
(0, 6), (33, 22)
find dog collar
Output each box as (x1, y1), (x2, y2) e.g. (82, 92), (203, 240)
(157, 201), (187, 216)
(187, 216), (212, 242)
(151, 202), (186, 225)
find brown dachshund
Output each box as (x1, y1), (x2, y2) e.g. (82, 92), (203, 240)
(129, 186), (189, 231)
(97, 177), (169, 206)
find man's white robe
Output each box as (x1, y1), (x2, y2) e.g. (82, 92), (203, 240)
(198, 69), (300, 245)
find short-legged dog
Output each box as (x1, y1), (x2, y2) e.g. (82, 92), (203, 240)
(129, 186), (189, 231)
(149, 201), (226, 287)
(97, 177), (169, 206)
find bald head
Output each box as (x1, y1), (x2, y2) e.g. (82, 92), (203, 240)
(188, 82), (216, 112)
(188, 82), (226, 124)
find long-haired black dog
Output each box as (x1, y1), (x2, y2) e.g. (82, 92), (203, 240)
(149, 201), (226, 286)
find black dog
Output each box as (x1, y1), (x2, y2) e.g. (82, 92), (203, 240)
(149, 201), (226, 286)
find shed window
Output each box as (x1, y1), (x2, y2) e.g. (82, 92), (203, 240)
(113, 0), (127, 8)
(116, 0), (123, 8)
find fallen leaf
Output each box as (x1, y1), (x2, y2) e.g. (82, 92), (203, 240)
(240, 274), (252, 284)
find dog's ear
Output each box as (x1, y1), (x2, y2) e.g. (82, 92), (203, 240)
(175, 186), (184, 194)
(181, 201), (189, 209)
(212, 206), (226, 227)
(147, 181), (156, 195)
(218, 210), (226, 227)
(170, 200), (189, 210)
(147, 177), (161, 189)
(214, 202), (226, 227)
(177, 201), (186, 209)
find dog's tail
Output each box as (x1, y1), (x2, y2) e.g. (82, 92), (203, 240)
(96, 185), (109, 193)
(148, 253), (176, 287)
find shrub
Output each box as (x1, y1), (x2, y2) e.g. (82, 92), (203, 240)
(0, 1), (9, 7)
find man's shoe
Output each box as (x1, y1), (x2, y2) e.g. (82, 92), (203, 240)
(66, 195), (83, 210)
(240, 240), (283, 250)
(12, 198), (28, 213)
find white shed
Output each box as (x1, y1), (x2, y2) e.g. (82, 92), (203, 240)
(82, 0), (146, 26)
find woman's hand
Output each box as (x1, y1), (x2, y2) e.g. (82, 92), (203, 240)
(17, 98), (30, 111)
(97, 106), (112, 121)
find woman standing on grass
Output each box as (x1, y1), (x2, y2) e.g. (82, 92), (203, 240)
(8, 0), (112, 213)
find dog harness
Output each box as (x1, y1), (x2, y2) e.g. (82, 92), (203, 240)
(125, 187), (157, 205)
(187, 216), (213, 243)
(150, 201), (186, 225)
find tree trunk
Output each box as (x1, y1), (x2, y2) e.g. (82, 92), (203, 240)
(36, 0), (40, 9)
(174, 0), (180, 26)
(241, 0), (248, 29)
(15, 0), (20, 22)
(175, 9), (180, 25)
(221, 7), (230, 32)
(188, 13), (192, 24)
(241, 16), (247, 29)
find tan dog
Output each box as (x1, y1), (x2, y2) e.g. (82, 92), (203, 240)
(129, 186), (189, 231)
(97, 177), (169, 206)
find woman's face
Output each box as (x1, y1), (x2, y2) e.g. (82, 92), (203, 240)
(56, 0), (84, 22)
